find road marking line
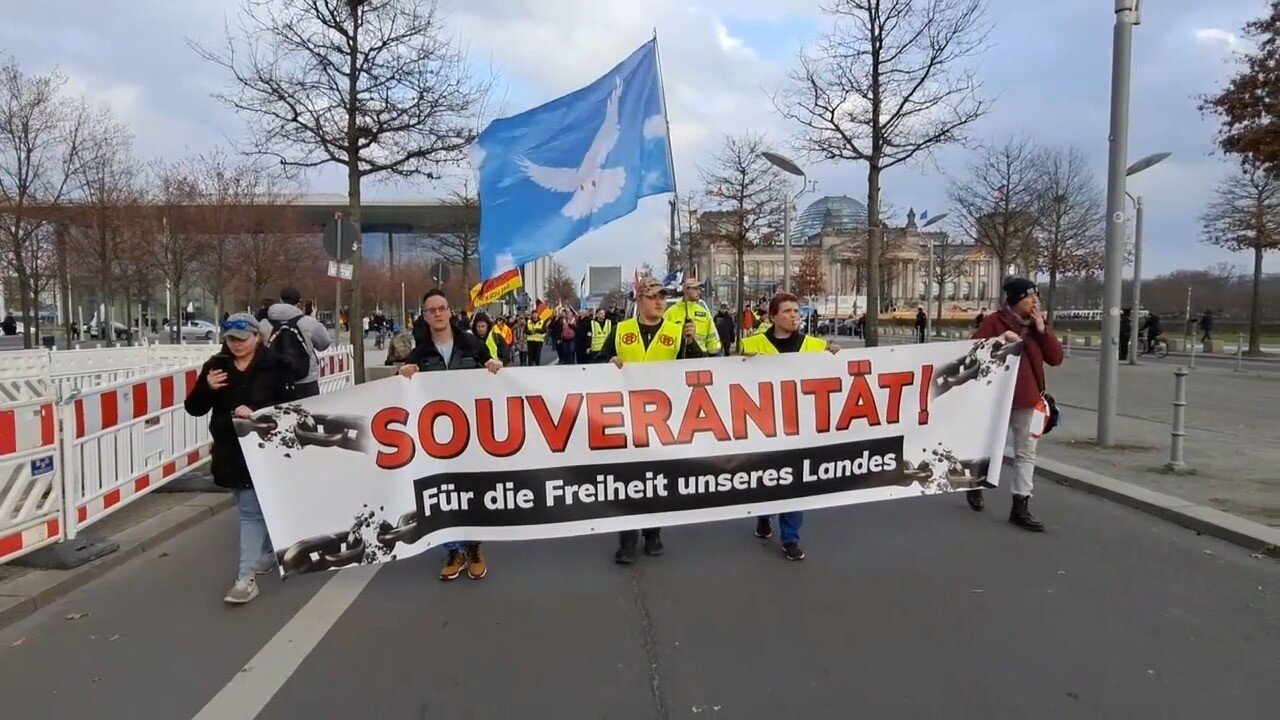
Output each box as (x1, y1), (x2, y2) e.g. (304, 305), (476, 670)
(193, 565), (380, 719)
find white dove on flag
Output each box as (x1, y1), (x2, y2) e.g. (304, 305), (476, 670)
(518, 79), (627, 220)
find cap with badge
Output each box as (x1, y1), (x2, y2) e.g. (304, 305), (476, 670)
(635, 276), (668, 298)
(222, 312), (260, 340)
(1002, 277), (1038, 307)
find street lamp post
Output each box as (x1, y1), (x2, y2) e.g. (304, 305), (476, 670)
(1098, 0), (1142, 448)
(920, 213), (949, 340)
(761, 151), (806, 293)
(1123, 151), (1170, 366)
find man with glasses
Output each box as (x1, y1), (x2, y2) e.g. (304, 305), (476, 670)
(595, 276), (704, 564)
(400, 289), (503, 581)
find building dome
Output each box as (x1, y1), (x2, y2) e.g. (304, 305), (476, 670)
(791, 195), (868, 245)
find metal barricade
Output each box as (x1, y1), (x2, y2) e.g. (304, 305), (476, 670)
(317, 344), (356, 393)
(0, 398), (64, 564)
(59, 367), (211, 539)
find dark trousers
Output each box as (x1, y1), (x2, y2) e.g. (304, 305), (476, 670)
(556, 341), (575, 365)
(916, 326), (926, 343)
(527, 341), (543, 366)
(285, 381), (320, 401)
(618, 529), (660, 547)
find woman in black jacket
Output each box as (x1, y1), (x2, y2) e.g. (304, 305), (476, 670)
(184, 312), (291, 605)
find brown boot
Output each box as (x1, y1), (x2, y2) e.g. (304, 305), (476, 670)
(466, 544), (487, 579)
(440, 548), (466, 581)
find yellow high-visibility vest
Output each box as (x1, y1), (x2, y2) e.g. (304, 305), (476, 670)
(664, 300), (721, 353)
(614, 318), (682, 363)
(590, 319), (612, 353)
(483, 332), (499, 360)
(527, 318), (546, 343)
(739, 332), (826, 355)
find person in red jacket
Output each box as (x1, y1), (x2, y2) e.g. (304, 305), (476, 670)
(970, 277), (1063, 531)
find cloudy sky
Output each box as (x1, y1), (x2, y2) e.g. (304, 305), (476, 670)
(1, 0), (1271, 280)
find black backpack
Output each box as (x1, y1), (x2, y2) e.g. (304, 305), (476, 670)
(270, 316), (313, 383)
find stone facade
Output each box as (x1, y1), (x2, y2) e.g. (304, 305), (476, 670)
(693, 202), (1023, 317)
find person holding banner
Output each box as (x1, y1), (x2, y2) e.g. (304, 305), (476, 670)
(597, 276), (705, 564)
(399, 289), (504, 580)
(184, 312), (292, 605)
(740, 292), (841, 560)
(969, 277), (1063, 531)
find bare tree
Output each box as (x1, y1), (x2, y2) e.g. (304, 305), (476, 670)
(698, 132), (785, 318)
(793, 245), (827, 301)
(0, 58), (98, 347)
(192, 151), (269, 322)
(1032, 146), (1103, 322)
(543, 260), (578, 307)
(234, 185), (312, 304)
(432, 179), (479, 288)
(150, 157), (210, 337)
(927, 227), (969, 327)
(196, 0), (487, 379)
(948, 136), (1042, 279)
(68, 116), (139, 345)
(1200, 164), (1280, 354)
(778, 0), (990, 346)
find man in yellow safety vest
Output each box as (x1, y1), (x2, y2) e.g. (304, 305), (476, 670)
(597, 276), (706, 564)
(740, 291), (840, 561)
(526, 313), (547, 366)
(588, 307), (612, 361)
(664, 275), (721, 355)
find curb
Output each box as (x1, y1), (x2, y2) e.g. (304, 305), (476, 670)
(0, 493), (235, 631)
(1016, 451), (1280, 555)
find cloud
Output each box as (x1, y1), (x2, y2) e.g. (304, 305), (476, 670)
(1193, 28), (1241, 49)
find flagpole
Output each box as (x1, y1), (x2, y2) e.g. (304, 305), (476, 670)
(652, 29), (677, 194)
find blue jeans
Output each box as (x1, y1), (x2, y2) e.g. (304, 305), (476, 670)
(444, 541), (478, 552)
(771, 512), (803, 544)
(236, 489), (274, 579)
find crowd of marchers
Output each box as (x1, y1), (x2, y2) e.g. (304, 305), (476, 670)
(184, 275), (1060, 606)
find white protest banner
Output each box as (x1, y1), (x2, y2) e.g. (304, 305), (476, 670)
(238, 339), (1020, 576)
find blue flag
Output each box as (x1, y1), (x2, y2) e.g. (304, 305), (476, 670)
(476, 39), (675, 277)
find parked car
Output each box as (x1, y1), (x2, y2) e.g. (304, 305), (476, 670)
(81, 321), (136, 341)
(164, 319), (218, 341)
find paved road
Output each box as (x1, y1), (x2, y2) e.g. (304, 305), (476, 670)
(1, 479), (1275, 719)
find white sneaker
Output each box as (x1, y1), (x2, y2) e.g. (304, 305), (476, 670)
(223, 577), (260, 604)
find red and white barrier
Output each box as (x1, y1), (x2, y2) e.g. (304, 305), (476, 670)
(0, 398), (64, 564)
(60, 367), (212, 540)
(1, 341), (357, 561)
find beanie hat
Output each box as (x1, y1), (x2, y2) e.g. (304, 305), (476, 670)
(1003, 277), (1037, 307)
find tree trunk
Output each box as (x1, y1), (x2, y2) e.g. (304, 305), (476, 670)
(17, 273), (34, 350)
(1248, 243), (1263, 355)
(1045, 267), (1058, 326)
(347, 5), (366, 382)
(735, 248), (746, 324)
(865, 164), (882, 347)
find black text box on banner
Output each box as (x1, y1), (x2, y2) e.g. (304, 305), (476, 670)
(412, 436), (933, 533)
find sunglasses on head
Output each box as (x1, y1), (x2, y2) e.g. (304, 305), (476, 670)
(222, 319), (255, 331)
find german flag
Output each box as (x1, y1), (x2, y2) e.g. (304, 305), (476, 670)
(534, 300), (553, 323)
(468, 268), (523, 310)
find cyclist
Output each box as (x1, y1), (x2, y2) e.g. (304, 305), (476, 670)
(1141, 313), (1163, 354)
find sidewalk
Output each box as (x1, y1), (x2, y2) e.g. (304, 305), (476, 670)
(1038, 355), (1280, 528)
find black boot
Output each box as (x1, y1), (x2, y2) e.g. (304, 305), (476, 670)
(615, 531), (638, 564)
(1009, 495), (1045, 532)
(642, 529), (664, 556)
(966, 489), (984, 512)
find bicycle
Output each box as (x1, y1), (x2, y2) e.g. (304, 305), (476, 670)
(1139, 336), (1168, 359)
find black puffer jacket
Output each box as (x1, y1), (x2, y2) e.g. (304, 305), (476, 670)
(184, 346), (291, 489)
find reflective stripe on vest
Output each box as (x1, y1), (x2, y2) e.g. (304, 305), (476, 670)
(527, 319), (546, 342)
(484, 332), (498, 359)
(614, 318), (682, 363)
(739, 332), (826, 355)
(590, 320), (612, 353)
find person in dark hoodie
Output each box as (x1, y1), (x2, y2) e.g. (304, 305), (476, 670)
(400, 290), (503, 581)
(185, 312), (292, 605)
(470, 311), (510, 364)
(258, 286), (332, 399)
(574, 309), (594, 363)
(969, 277), (1063, 531)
